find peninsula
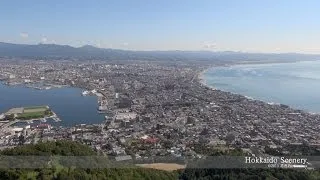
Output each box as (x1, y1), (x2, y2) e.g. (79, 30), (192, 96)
(1, 105), (59, 122)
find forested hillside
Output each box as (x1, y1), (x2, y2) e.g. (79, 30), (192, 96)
(0, 141), (319, 180)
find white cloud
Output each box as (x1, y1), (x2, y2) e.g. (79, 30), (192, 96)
(95, 40), (103, 48)
(41, 37), (47, 43)
(203, 42), (216, 49)
(20, 32), (29, 38)
(122, 42), (129, 46)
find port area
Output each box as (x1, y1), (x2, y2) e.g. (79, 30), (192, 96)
(81, 89), (112, 114)
(0, 105), (61, 128)
(25, 83), (68, 90)
(5, 81), (68, 90)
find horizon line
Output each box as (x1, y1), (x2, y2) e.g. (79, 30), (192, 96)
(1, 41), (320, 55)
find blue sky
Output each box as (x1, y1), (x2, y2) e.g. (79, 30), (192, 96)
(1, 0), (320, 53)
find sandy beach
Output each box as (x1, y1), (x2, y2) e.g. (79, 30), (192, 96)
(197, 67), (216, 90)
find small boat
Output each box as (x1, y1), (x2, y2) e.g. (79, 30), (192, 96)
(82, 91), (89, 96)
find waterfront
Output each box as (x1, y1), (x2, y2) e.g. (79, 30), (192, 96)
(203, 60), (320, 113)
(0, 59), (319, 162)
(0, 82), (105, 127)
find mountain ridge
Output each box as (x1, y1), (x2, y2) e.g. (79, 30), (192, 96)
(1, 42), (320, 62)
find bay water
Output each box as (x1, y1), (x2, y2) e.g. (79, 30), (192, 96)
(0, 82), (105, 126)
(203, 60), (320, 113)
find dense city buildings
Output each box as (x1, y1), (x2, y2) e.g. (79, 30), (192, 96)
(0, 57), (319, 163)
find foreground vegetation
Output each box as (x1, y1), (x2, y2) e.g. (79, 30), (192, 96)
(0, 141), (179, 180)
(179, 168), (320, 180)
(0, 141), (319, 180)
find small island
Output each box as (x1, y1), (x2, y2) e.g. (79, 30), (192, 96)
(2, 105), (60, 122)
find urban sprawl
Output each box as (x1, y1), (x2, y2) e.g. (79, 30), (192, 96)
(0, 58), (319, 164)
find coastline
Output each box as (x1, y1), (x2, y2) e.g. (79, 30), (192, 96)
(197, 61), (320, 115)
(196, 60), (318, 90)
(0, 81), (106, 127)
(197, 67), (215, 90)
(227, 59), (319, 66)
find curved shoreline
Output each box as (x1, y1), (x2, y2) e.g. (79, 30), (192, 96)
(197, 66), (215, 90)
(197, 62), (320, 115)
(0, 81), (105, 127)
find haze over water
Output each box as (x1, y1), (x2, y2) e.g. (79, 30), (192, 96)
(203, 60), (320, 113)
(0, 82), (105, 126)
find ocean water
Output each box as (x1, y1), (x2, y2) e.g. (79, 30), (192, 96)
(203, 60), (320, 113)
(0, 82), (105, 126)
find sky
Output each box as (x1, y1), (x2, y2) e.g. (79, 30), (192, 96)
(1, 0), (320, 53)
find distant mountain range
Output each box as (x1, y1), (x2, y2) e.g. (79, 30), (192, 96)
(1, 42), (320, 63)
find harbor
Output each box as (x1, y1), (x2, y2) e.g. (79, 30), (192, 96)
(0, 82), (105, 127)
(0, 105), (62, 128)
(25, 83), (68, 90)
(81, 89), (113, 114)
